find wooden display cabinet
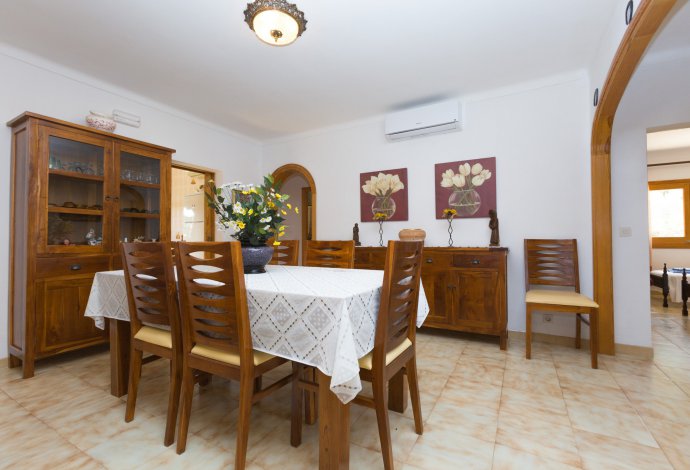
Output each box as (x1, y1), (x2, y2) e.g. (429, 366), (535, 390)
(355, 246), (508, 349)
(7, 112), (174, 377)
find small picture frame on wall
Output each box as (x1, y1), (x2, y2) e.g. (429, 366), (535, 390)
(435, 157), (496, 219)
(360, 168), (409, 222)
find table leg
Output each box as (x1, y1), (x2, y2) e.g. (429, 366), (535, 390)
(109, 318), (130, 397)
(388, 369), (408, 413)
(317, 370), (350, 469)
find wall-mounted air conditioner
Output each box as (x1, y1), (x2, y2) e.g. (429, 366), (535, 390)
(385, 100), (462, 142)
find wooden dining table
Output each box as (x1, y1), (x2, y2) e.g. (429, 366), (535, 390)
(85, 264), (429, 469)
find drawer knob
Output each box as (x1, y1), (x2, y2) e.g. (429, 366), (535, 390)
(471, 259), (480, 265)
(426, 258), (433, 264)
(70, 264), (82, 271)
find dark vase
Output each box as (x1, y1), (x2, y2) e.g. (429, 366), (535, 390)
(241, 244), (274, 274)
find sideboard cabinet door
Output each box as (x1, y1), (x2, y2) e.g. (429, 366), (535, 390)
(455, 270), (500, 332)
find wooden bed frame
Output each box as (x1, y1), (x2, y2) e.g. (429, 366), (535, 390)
(650, 263), (689, 316)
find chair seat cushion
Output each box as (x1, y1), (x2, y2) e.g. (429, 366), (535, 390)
(134, 326), (173, 349)
(359, 338), (413, 370)
(526, 289), (599, 308)
(191, 344), (275, 366)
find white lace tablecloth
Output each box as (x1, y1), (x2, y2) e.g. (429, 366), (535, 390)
(85, 265), (429, 403)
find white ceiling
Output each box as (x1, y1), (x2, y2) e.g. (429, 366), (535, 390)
(0, 0), (618, 139)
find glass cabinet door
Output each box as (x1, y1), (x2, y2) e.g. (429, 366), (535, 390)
(41, 127), (112, 253)
(116, 145), (164, 243)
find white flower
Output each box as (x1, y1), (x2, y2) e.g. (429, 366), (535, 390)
(480, 169), (492, 181)
(458, 163), (471, 176)
(472, 175), (486, 187)
(259, 216), (272, 223)
(441, 169), (455, 188)
(452, 174), (466, 188)
(264, 225), (271, 231)
(362, 172), (404, 196)
(471, 163), (483, 175)
(232, 202), (243, 214)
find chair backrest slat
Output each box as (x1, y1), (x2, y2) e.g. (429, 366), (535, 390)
(304, 240), (355, 269)
(268, 239), (300, 266)
(175, 242), (252, 362)
(372, 241), (424, 369)
(121, 242), (179, 337)
(524, 239), (580, 292)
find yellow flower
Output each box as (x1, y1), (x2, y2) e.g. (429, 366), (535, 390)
(237, 221), (246, 229)
(273, 240), (281, 246)
(287, 203), (292, 209)
(241, 208), (247, 215)
(242, 191), (249, 195)
(248, 209), (254, 215)
(281, 210), (287, 215)
(295, 207), (299, 214)
(276, 193), (282, 199)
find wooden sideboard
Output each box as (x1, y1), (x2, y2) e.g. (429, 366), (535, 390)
(7, 112), (174, 378)
(355, 246), (508, 349)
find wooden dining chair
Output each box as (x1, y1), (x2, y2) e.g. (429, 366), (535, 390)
(292, 241), (424, 470)
(303, 240), (355, 269)
(524, 239), (599, 368)
(174, 241), (296, 469)
(121, 241), (182, 447)
(268, 239), (300, 266)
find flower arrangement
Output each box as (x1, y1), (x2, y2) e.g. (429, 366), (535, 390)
(362, 173), (405, 197)
(441, 162), (492, 190)
(442, 208), (457, 220)
(443, 208), (457, 246)
(204, 174), (298, 247)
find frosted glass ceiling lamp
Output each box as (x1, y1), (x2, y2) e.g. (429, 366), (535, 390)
(244, 0), (307, 46)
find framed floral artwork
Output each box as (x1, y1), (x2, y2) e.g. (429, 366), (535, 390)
(435, 157), (496, 219)
(360, 168), (409, 222)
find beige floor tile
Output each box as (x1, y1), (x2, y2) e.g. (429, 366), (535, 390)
(626, 391), (690, 424)
(504, 356), (557, 378)
(502, 369), (562, 397)
(556, 365), (619, 389)
(498, 388), (571, 427)
(496, 411), (581, 467)
(450, 361), (505, 387)
(350, 408), (421, 462)
(565, 400), (658, 448)
(406, 420), (495, 470)
(574, 429), (672, 470)
(612, 370), (688, 398)
(560, 381), (632, 413)
(492, 444), (581, 470)
(428, 397), (498, 443)
(644, 417), (690, 470)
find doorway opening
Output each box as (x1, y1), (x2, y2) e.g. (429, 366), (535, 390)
(272, 164), (316, 264)
(171, 163), (216, 242)
(647, 126), (690, 319)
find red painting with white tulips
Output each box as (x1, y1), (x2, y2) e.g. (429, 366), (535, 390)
(360, 168), (409, 222)
(435, 157), (496, 219)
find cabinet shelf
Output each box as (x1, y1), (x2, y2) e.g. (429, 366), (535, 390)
(48, 207), (104, 216)
(120, 180), (160, 189)
(120, 212), (160, 219)
(49, 169), (104, 182)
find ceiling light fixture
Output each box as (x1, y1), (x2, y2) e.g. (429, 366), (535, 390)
(244, 0), (307, 47)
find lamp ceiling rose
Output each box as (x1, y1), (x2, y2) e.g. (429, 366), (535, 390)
(244, 0), (307, 47)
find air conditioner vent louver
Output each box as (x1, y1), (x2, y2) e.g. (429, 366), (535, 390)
(385, 100), (462, 142)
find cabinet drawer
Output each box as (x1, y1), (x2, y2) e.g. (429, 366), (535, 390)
(452, 254), (500, 269)
(422, 253), (451, 268)
(36, 256), (110, 278)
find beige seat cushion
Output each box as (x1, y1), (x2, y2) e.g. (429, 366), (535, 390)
(134, 326), (173, 349)
(191, 343), (275, 366)
(359, 338), (413, 370)
(526, 289), (598, 308)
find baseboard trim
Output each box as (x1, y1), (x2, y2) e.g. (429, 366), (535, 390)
(507, 331), (654, 360)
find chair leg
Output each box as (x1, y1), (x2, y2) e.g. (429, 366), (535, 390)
(176, 366), (195, 454)
(406, 357), (423, 435)
(590, 310), (599, 369)
(125, 348), (143, 422)
(164, 355), (182, 447)
(291, 363), (304, 447)
(235, 375), (254, 470)
(525, 305), (532, 360)
(253, 376), (262, 393)
(373, 377), (394, 470)
(305, 367), (317, 425)
(576, 314), (582, 349)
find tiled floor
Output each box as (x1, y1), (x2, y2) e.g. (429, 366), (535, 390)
(3, 296), (690, 469)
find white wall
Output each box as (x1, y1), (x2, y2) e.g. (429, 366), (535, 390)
(648, 147), (690, 270)
(0, 44), (262, 359)
(262, 75), (594, 340)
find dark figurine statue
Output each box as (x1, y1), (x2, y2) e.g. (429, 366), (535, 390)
(489, 210), (500, 246)
(353, 223), (361, 246)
